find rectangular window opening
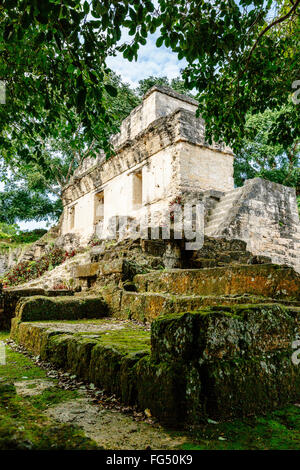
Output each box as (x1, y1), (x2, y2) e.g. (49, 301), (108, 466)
(94, 191), (104, 224)
(132, 170), (143, 208)
(69, 205), (75, 230)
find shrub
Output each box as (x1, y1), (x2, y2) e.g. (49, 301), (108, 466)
(52, 283), (68, 290)
(1, 247), (76, 288)
(89, 236), (102, 247)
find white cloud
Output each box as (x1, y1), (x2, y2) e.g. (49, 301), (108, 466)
(17, 220), (51, 231)
(106, 32), (187, 89)
(13, 33), (188, 231)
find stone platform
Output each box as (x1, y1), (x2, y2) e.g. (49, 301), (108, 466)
(5, 235), (300, 427)
(10, 304), (300, 426)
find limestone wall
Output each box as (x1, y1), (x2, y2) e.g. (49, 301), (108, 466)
(61, 96), (233, 243)
(206, 178), (300, 272)
(110, 85), (198, 148)
(178, 142), (234, 193)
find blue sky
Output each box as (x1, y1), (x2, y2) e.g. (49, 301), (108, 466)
(107, 31), (187, 89)
(18, 34), (185, 232)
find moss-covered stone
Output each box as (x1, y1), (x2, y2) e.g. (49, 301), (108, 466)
(15, 295), (108, 322)
(0, 288), (74, 330)
(199, 351), (300, 420)
(42, 334), (73, 368)
(135, 356), (188, 426)
(73, 262), (100, 278)
(66, 336), (99, 381)
(88, 329), (150, 396)
(10, 302), (300, 427)
(119, 291), (299, 322)
(97, 284), (123, 316)
(134, 265), (300, 300)
(151, 304), (299, 363)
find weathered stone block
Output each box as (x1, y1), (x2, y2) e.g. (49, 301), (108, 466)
(151, 304), (299, 363)
(42, 334), (73, 368)
(0, 288), (74, 330)
(134, 265), (300, 300)
(73, 263), (100, 278)
(66, 336), (99, 381)
(15, 295), (108, 322)
(135, 356), (188, 426)
(199, 351), (300, 420)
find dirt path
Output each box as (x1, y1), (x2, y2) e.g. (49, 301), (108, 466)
(0, 334), (189, 450)
(13, 378), (187, 450)
(45, 396), (186, 450)
(2, 332), (300, 450)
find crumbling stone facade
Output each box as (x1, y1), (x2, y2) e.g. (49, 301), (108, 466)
(60, 86), (234, 243)
(206, 178), (300, 272)
(60, 86), (299, 272)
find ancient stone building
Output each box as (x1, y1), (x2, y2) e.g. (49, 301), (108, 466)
(2, 86), (300, 431)
(60, 86), (300, 272)
(61, 86), (234, 240)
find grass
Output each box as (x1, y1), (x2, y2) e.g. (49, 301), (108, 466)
(28, 388), (80, 411)
(0, 332), (99, 450)
(0, 331), (46, 381)
(178, 405), (300, 450)
(1, 330), (300, 450)
(0, 386), (98, 450)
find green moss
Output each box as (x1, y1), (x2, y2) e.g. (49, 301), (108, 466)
(179, 405), (300, 450)
(28, 387), (80, 411)
(95, 328), (150, 354)
(0, 332), (46, 381)
(16, 295), (108, 322)
(42, 334), (73, 368)
(0, 387), (98, 450)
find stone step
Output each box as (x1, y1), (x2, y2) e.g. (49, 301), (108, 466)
(208, 208), (230, 219)
(209, 207), (232, 218)
(201, 237), (247, 251)
(218, 192), (240, 203)
(208, 199), (236, 214)
(10, 304), (300, 424)
(206, 203), (237, 220)
(119, 290), (300, 322)
(133, 264), (300, 299)
(205, 222), (222, 232)
(190, 251), (254, 268)
(224, 187), (243, 196)
(205, 216), (227, 227)
(206, 188), (243, 226)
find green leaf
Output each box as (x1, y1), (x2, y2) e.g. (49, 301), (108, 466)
(104, 84), (118, 97)
(156, 36), (164, 47)
(83, 1), (89, 15)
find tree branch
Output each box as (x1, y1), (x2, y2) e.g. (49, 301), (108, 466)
(244, 0), (299, 70)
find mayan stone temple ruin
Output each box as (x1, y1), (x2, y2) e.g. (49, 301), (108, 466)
(1, 86), (300, 426)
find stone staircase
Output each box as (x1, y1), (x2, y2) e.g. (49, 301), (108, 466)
(113, 263), (300, 323)
(8, 237), (300, 426)
(204, 179), (300, 273)
(205, 187), (243, 236)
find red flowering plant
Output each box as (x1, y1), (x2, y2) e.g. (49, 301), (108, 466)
(169, 196), (184, 222)
(1, 246), (77, 287)
(52, 282), (68, 290)
(89, 236), (102, 247)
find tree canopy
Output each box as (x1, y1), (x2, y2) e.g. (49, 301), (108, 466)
(1, 1), (298, 151)
(0, 0), (299, 223)
(234, 107), (299, 191)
